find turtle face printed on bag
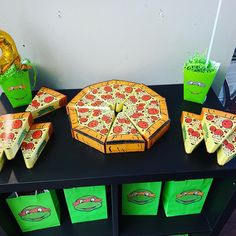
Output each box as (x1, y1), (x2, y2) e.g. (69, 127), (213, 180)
(73, 196), (102, 212)
(18, 205), (51, 221)
(187, 81), (206, 95)
(128, 190), (156, 205)
(176, 190), (204, 204)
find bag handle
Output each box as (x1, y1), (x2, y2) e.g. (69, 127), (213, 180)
(21, 59), (37, 89)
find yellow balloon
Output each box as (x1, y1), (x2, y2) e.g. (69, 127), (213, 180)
(0, 30), (21, 74)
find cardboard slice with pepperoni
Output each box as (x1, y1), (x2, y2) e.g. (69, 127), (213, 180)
(21, 123), (53, 169)
(201, 108), (236, 153)
(26, 87), (67, 119)
(181, 111), (203, 154)
(106, 112), (145, 153)
(124, 92), (170, 149)
(217, 130), (236, 166)
(0, 112), (33, 161)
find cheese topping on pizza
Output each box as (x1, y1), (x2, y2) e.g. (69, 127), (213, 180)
(21, 123), (53, 169)
(181, 111), (203, 154)
(26, 87), (67, 118)
(201, 108), (236, 153)
(67, 80), (170, 153)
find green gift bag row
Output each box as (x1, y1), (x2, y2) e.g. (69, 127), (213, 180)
(122, 178), (213, 217)
(6, 185), (108, 233)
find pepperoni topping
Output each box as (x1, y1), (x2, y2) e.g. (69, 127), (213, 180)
(125, 87), (133, 93)
(100, 128), (108, 134)
(115, 92), (125, 99)
(102, 115), (110, 122)
(148, 108), (159, 115)
(214, 129), (223, 136)
(131, 128), (137, 134)
(85, 94), (95, 100)
(92, 110), (102, 117)
(135, 88), (142, 93)
(44, 96), (54, 103)
(32, 130), (43, 139)
(88, 120), (98, 128)
(138, 121), (148, 129)
(206, 115), (214, 121)
(31, 100), (40, 108)
(210, 125), (216, 132)
(92, 89), (98, 94)
(12, 120), (22, 129)
(21, 142), (27, 149)
(142, 95), (151, 101)
(188, 128), (194, 133)
(113, 126), (122, 133)
(192, 131), (200, 138)
(226, 143), (234, 151)
(78, 108), (89, 113)
(0, 122), (3, 129)
(80, 117), (88, 123)
(223, 140), (228, 145)
(26, 143), (34, 150)
(222, 119), (233, 129)
(101, 95), (113, 100)
(77, 101), (84, 106)
(151, 116), (158, 121)
(104, 86), (112, 92)
(91, 100), (103, 106)
(37, 91), (44, 96)
(0, 132), (6, 139)
(185, 118), (192, 123)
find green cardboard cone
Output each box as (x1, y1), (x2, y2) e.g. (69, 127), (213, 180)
(163, 178), (213, 217)
(6, 190), (60, 232)
(0, 59), (37, 108)
(183, 54), (220, 104)
(64, 186), (108, 223)
(122, 182), (162, 215)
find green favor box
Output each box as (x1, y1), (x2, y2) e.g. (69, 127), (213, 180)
(0, 60), (37, 108)
(163, 178), (213, 217)
(64, 185), (108, 223)
(122, 182), (162, 215)
(6, 190), (60, 232)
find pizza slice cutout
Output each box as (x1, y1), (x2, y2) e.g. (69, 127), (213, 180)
(181, 111), (203, 154)
(21, 123), (53, 169)
(26, 87), (67, 119)
(124, 95), (170, 149)
(106, 112), (145, 153)
(0, 112), (33, 160)
(201, 108), (236, 153)
(217, 130), (236, 166)
(68, 107), (115, 153)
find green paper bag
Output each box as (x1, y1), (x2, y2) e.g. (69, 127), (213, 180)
(122, 182), (162, 215)
(6, 190), (60, 232)
(0, 59), (37, 108)
(183, 63), (220, 104)
(163, 178), (213, 217)
(64, 185), (108, 223)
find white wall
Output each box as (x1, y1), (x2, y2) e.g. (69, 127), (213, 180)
(1, 0), (236, 94)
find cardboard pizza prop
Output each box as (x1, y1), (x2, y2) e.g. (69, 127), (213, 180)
(67, 80), (170, 153)
(21, 122), (53, 169)
(26, 87), (67, 119)
(0, 112), (33, 164)
(217, 130), (236, 166)
(181, 111), (203, 154)
(201, 108), (236, 153)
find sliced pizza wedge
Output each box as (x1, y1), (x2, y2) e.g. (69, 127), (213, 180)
(0, 112), (33, 160)
(217, 130), (236, 166)
(21, 123), (53, 169)
(201, 108), (236, 153)
(124, 90), (170, 149)
(181, 111), (203, 154)
(68, 106), (115, 153)
(106, 112), (145, 153)
(26, 87), (67, 119)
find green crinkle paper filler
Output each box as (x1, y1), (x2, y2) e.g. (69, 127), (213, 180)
(184, 53), (217, 73)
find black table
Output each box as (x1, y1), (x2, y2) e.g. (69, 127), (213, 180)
(0, 84), (236, 236)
